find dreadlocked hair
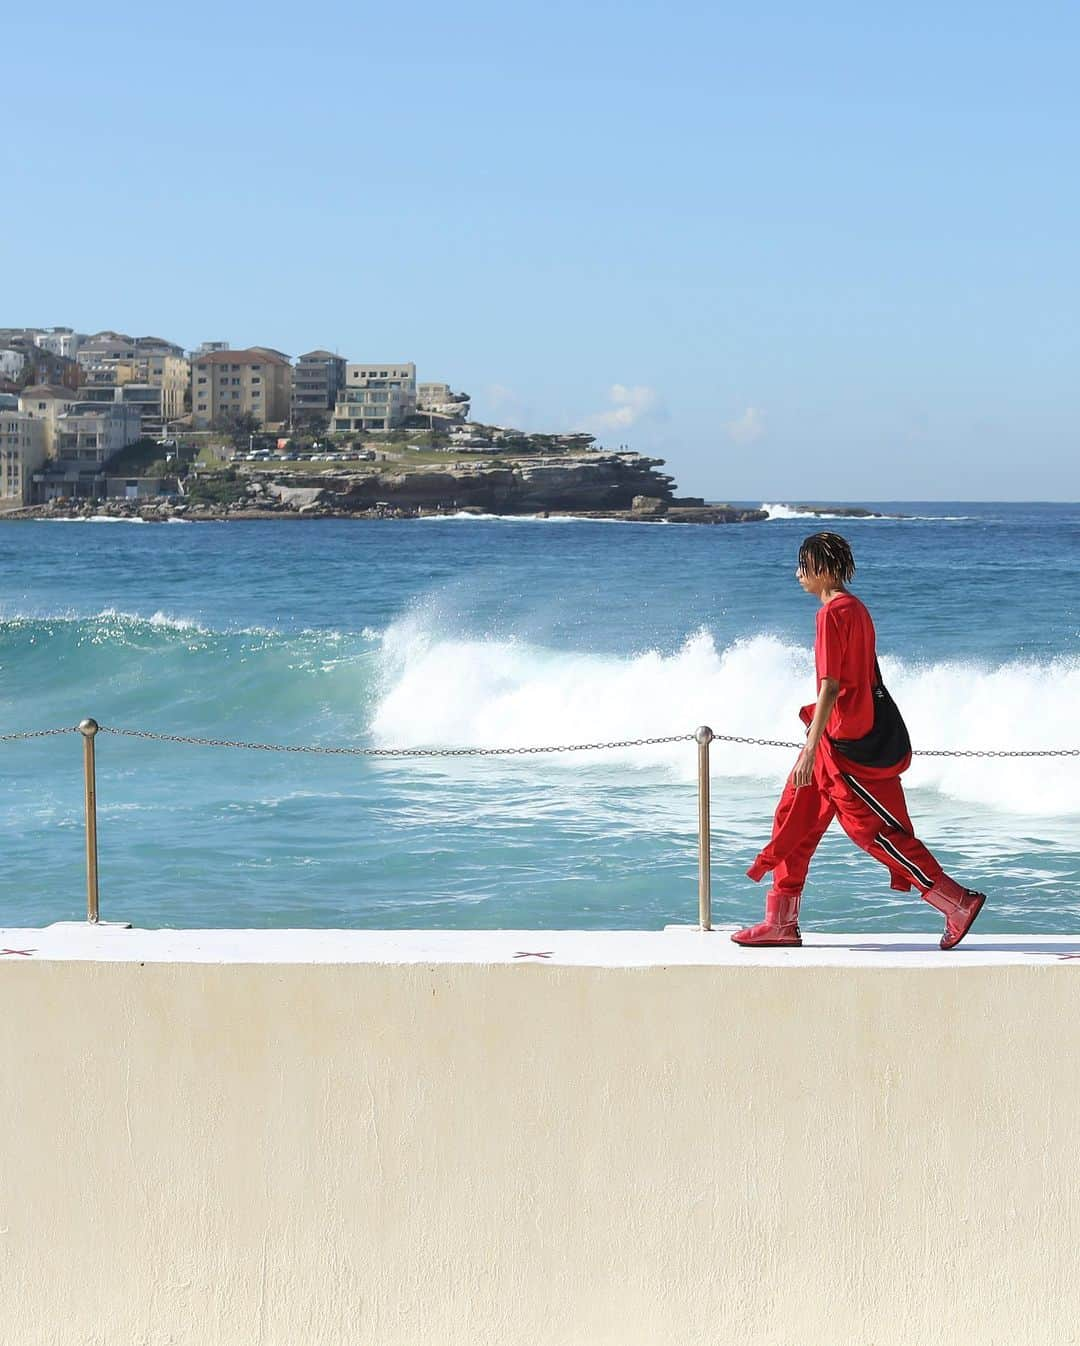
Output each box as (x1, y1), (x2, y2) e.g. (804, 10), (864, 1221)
(798, 532), (856, 584)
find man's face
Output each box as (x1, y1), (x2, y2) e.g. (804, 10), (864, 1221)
(795, 560), (830, 596)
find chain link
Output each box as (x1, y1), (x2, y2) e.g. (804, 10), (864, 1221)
(708, 733), (1080, 758)
(0, 724), (1076, 758)
(94, 726), (697, 757)
(915, 747), (1080, 758)
(0, 727), (78, 742)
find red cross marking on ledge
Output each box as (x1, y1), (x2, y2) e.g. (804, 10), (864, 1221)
(1, 948), (35, 957)
(513, 951), (553, 959)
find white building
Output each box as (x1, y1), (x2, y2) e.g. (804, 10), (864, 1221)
(35, 328), (87, 360)
(332, 363), (416, 433)
(0, 413), (47, 505)
(0, 349), (26, 383)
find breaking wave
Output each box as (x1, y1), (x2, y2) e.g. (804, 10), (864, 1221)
(369, 616), (1080, 817)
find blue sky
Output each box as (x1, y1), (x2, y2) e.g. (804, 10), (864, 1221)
(4, 1), (1078, 500)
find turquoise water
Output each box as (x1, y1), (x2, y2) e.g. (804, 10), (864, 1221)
(1, 503), (1077, 932)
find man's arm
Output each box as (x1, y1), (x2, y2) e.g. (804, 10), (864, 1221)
(791, 677), (840, 788)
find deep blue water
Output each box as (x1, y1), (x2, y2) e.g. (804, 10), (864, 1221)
(1, 502), (1077, 932)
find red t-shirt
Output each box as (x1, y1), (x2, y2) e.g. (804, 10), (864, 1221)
(814, 593), (876, 740)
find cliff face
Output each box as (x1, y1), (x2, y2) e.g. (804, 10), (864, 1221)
(311, 453), (678, 513)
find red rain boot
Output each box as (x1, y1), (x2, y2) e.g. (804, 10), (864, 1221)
(921, 874), (986, 950)
(731, 891), (802, 947)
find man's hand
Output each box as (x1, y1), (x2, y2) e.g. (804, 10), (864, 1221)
(790, 745), (817, 789)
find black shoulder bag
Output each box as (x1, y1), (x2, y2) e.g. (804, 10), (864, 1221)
(828, 660), (911, 770)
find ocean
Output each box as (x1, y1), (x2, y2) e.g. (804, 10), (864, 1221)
(1, 502), (1077, 933)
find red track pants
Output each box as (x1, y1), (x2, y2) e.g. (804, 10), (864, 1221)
(746, 735), (943, 899)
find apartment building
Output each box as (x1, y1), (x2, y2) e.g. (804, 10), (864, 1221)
(0, 349), (26, 383)
(190, 349), (292, 428)
(79, 354), (189, 422)
(0, 413), (47, 505)
(292, 350), (346, 421)
(417, 382), (449, 406)
(18, 384), (77, 455)
(76, 332), (184, 367)
(0, 334), (77, 389)
(331, 363), (416, 433)
(76, 383), (166, 436)
(35, 327), (87, 360)
(54, 403), (142, 464)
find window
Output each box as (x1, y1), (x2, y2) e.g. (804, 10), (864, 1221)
(251, 377), (261, 384)
(251, 364), (261, 371)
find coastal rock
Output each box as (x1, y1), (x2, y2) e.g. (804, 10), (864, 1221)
(296, 452), (680, 514)
(265, 483), (326, 511)
(791, 504), (907, 519)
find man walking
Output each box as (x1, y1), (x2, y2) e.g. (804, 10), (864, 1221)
(733, 532), (986, 950)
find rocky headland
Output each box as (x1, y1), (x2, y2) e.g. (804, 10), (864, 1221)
(11, 452), (770, 524)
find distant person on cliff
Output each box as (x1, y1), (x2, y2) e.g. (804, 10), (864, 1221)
(732, 531), (986, 950)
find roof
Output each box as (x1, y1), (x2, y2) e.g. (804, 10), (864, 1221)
(20, 384), (75, 399)
(298, 349), (341, 361)
(191, 348), (291, 367)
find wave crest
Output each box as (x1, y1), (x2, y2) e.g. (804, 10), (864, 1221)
(369, 617), (1080, 816)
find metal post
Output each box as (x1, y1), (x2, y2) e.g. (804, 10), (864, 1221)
(695, 726), (714, 931)
(78, 719), (100, 924)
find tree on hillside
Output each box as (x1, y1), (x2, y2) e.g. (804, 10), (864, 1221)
(293, 410), (329, 436)
(214, 410), (261, 449)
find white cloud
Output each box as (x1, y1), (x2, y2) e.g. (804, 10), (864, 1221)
(584, 384), (662, 432)
(725, 406), (765, 444)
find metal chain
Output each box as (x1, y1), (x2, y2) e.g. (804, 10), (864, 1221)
(708, 733), (1080, 758)
(93, 726), (697, 757)
(0, 727), (78, 742)
(0, 724), (1076, 758)
(915, 747), (1080, 758)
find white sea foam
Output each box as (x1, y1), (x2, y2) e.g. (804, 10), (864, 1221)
(96, 606), (210, 634)
(760, 503), (969, 522)
(40, 514), (149, 524)
(0, 606), (289, 639)
(414, 511), (668, 524)
(369, 617), (1080, 817)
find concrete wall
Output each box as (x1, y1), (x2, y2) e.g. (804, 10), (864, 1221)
(2, 941), (1080, 1344)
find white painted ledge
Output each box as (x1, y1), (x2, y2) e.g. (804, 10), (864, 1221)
(0, 924), (1078, 966)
